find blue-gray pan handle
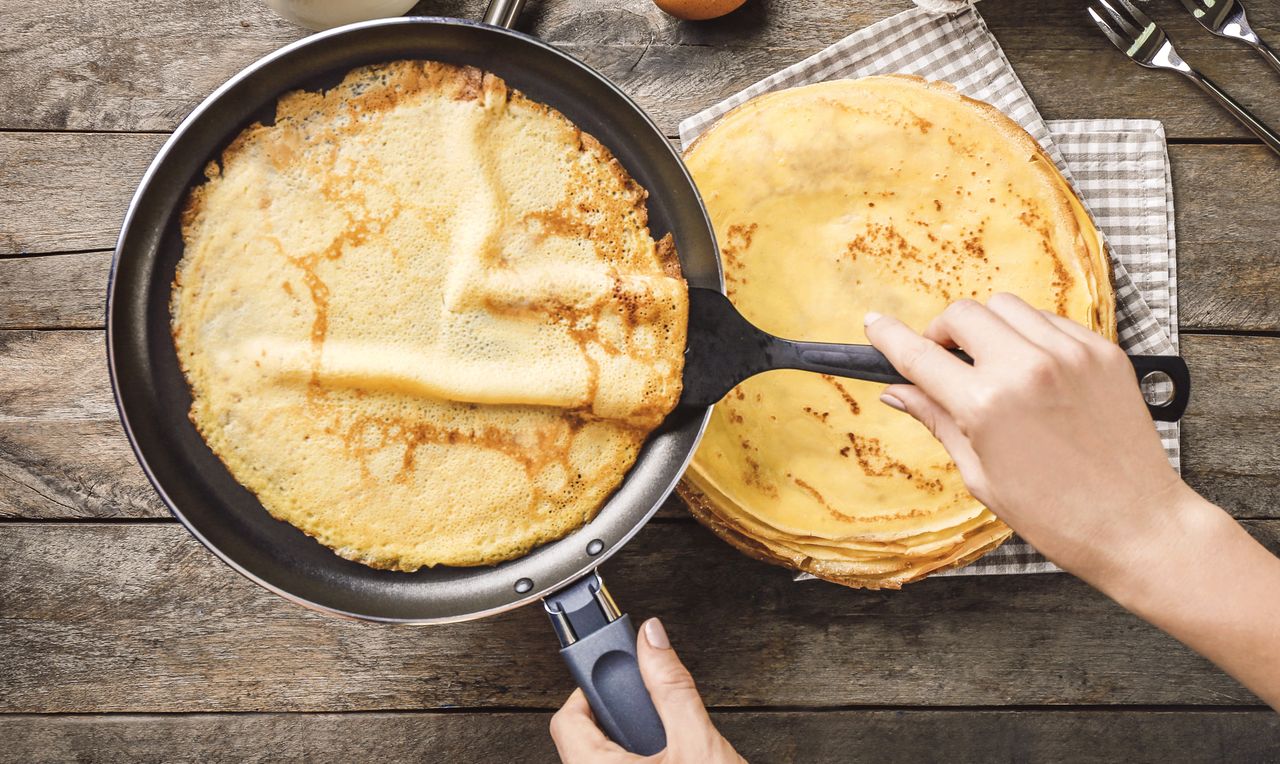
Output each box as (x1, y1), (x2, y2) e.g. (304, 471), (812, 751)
(561, 615), (665, 754)
(545, 573), (666, 755)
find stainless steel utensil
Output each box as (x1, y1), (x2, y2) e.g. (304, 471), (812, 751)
(1179, 0), (1280, 74)
(1087, 0), (1280, 155)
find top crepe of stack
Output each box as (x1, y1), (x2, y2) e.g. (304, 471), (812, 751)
(677, 76), (1114, 589)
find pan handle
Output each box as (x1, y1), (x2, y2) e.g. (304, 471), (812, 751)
(482, 0), (527, 28)
(544, 572), (667, 755)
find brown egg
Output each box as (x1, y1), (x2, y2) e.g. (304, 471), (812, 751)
(653, 0), (748, 21)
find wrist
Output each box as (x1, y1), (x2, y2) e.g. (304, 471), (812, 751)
(1084, 482), (1229, 616)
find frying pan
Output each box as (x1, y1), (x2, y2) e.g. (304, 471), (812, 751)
(107, 0), (1192, 755)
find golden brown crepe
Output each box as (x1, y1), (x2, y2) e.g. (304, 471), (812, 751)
(678, 75), (1114, 588)
(172, 61), (686, 571)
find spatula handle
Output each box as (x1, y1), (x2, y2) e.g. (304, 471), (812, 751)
(1129, 353), (1192, 422)
(776, 340), (972, 385)
(680, 288), (1191, 422)
(774, 338), (1189, 423)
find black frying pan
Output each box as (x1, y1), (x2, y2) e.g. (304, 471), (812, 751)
(107, 0), (1192, 755)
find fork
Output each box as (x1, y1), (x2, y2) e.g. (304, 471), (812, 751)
(1088, 0), (1280, 155)
(1179, 0), (1280, 75)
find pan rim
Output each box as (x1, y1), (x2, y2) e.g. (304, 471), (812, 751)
(106, 15), (719, 624)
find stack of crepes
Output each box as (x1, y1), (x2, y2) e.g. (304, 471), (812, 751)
(677, 76), (1115, 588)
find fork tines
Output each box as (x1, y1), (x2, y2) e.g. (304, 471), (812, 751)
(1179, 0), (1238, 30)
(1088, 0), (1164, 61)
(1087, 0), (1280, 156)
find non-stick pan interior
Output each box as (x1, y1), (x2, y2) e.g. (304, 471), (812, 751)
(108, 18), (720, 623)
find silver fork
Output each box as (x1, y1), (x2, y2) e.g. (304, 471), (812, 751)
(1179, 0), (1280, 75)
(1088, 0), (1280, 155)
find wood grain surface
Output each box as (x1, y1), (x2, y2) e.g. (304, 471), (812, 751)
(2, 522), (1276, 713)
(3, 0), (1279, 758)
(4, 710), (1278, 764)
(4, 0), (1280, 137)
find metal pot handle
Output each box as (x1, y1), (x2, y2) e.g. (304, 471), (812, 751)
(482, 0), (527, 28)
(544, 572), (667, 755)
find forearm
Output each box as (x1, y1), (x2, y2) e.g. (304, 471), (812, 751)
(1086, 487), (1280, 709)
(862, 299), (1280, 707)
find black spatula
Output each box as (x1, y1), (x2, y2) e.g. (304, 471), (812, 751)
(678, 287), (1190, 422)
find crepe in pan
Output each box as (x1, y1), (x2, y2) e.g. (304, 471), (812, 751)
(172, 61), (687, 571)
(678, 75), (1114, 588)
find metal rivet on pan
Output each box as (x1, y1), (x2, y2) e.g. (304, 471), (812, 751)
(586, 539), (605, 556)
(514, 578), (534, 594)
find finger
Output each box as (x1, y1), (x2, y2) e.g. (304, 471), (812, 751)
(921, 299), (1035, 362)
(865, 313), (972, 410)
(881, 384), (984, 487)
(636, 618), (716, 752)
(1041, 310), (1107, 345)
(986, 293), (1079, 352)
(550, 688), (628, 763)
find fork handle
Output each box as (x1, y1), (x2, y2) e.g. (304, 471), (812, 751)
(1188, 72), (1280, 156)
(1252, 38), (1280, 77)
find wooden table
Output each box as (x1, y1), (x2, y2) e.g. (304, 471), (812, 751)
(3, 0), (1279, 760)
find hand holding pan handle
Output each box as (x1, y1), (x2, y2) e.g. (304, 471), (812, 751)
(544, 573), (667, 755)
(678, 288), (1191, 422)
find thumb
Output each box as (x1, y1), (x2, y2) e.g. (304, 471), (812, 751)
(881, 384), (985, 494)
(636, 618), (715, 750)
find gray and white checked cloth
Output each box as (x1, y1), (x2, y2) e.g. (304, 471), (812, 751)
(677, 5), (1180, 578)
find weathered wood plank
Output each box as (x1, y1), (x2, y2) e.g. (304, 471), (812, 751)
(3, 137), (1280, 336)
(0, 331), (112, 421)
(0, 133), (166, 255)
(3, 709), (1278, 764)
(1, 331), (1276, 519)
(1181, 334), (1280, 516)
(1172, 147), (1280, 333)
(0, 330), (159, 518)
(0, 251), (111, 329)
(0, 418), (163, 519)
(0, 521), (1274, 712)
(4, 0), (1280, 138)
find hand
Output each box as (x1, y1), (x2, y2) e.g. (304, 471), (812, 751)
(863, 293), (1186, 582)
(550, 618), (745, 764)
(865, 293), (1280, 710)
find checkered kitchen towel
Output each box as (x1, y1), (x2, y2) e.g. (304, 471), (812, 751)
(678, 5), (1180, 577)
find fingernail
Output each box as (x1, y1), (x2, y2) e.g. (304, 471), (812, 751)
(864, 311), (883, 327)
(643, 618), (671, 650)
(880, 393), (907, 412)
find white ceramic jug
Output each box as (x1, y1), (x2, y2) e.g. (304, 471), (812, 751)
(266, 0), (419, 30)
